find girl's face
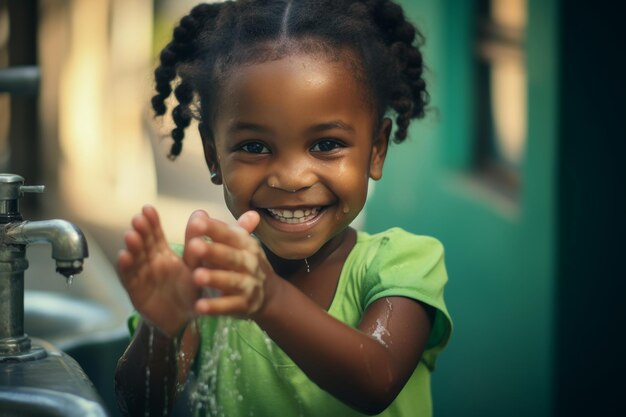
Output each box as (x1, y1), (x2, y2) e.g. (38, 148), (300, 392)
(202, 52), (390, 260)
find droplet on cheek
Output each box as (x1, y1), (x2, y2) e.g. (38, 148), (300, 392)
(342, 204), (350, 214)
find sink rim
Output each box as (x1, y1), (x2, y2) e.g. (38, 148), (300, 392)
(0, 386), (109, 417)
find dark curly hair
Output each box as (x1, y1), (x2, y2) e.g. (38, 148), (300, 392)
(152, 0), (429, 159)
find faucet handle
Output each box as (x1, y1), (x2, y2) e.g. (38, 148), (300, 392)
(0, 173), (45, 219)
(20, 185), (45, 194)
(0, 174), (45, 199)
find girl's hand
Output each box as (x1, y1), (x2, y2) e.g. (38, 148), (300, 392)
(184, 211), (276, 318)
(117, 205), (205, 337)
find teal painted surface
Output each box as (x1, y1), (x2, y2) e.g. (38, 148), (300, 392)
(364, 1), (557, 416)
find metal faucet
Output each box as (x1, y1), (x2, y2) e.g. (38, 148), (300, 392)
(0, 173), (88, 361)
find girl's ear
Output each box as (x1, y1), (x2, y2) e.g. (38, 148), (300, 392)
(369, 118), (392, 180)
(199, 122), (222, 185)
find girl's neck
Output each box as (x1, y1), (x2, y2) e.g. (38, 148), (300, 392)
(263, 227), (356, 280)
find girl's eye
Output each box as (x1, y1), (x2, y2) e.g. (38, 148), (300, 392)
(238, 142), (270, 154)
(310, 139), (344, 152)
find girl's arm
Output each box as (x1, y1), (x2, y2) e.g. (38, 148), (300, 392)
(255, 284), (432, 415)
(114, 205), (212, 416)
(187, 214), (433, 415)
(114, 320), (199, 417)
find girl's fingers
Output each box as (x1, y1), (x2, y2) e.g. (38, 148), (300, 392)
(117, 249), (137, 278)
(142, 205), (167, 249)
(193, 268), (265, 315)
(129, 206), (171, 257)
(182, 211), (263, 267)
(194, 294), (256, 316)
(237, 210), (260, 234)
(183, 217), (263, 263)
(141, 205), (159, 229)
(187, 240), (260, 274)
(200, 217), (255, 250)
(184, 209), (211, 243)
(117, 249), (149, 294)
(193, 268), (256, 294)
(123, 229), (145, 254)
(131, 213), (157, 254)
(182, 214), (231, 268)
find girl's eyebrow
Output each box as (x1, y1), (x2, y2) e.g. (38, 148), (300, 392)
(307, 121), (355, 134)
(228, 121), (273, 134)
(227, 120), (355, 135)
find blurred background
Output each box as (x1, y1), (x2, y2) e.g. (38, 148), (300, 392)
(0, 0), (624, 416)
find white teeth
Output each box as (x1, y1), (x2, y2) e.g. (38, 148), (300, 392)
(267, 207), (321, 223)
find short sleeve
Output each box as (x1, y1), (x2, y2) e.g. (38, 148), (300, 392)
(127, 311), (141, 336)
(362, 228), (452, 370)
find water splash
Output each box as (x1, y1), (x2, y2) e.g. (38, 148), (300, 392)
(190, 317), (244, 416)
(144, 325), (154, 417)
(371, 318), (391, 347)
(370, 298), (393, 347)
(304, 258), (310, 273)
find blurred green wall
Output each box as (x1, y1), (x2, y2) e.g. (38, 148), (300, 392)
(364, 1), (557, 416)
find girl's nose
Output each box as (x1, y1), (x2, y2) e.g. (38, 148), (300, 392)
(266, 157), (317, 192)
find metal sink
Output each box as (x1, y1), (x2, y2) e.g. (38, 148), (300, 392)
(0, 338), (109, 417)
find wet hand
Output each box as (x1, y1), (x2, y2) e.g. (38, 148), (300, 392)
(117, 205), (201, 337)
(184, 210), (275, 318)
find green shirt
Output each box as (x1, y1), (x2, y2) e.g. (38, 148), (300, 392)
(131, 228), (452, 417)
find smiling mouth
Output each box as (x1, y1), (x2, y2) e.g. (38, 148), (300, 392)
(265, 207), (322, 224)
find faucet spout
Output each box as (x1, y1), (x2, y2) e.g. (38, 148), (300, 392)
(2, 220), (89, 277)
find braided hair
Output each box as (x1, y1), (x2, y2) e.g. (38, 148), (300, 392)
(152, 0), (429, 159)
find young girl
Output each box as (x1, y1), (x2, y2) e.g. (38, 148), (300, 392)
(115, 1), (452, 416)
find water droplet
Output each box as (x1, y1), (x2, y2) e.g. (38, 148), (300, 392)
(342, 204), (350, 214)
(306, 234), (311, 239)
(65, 275), (74, 288)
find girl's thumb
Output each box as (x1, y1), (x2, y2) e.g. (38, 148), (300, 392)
(237, 210), (260, 233)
